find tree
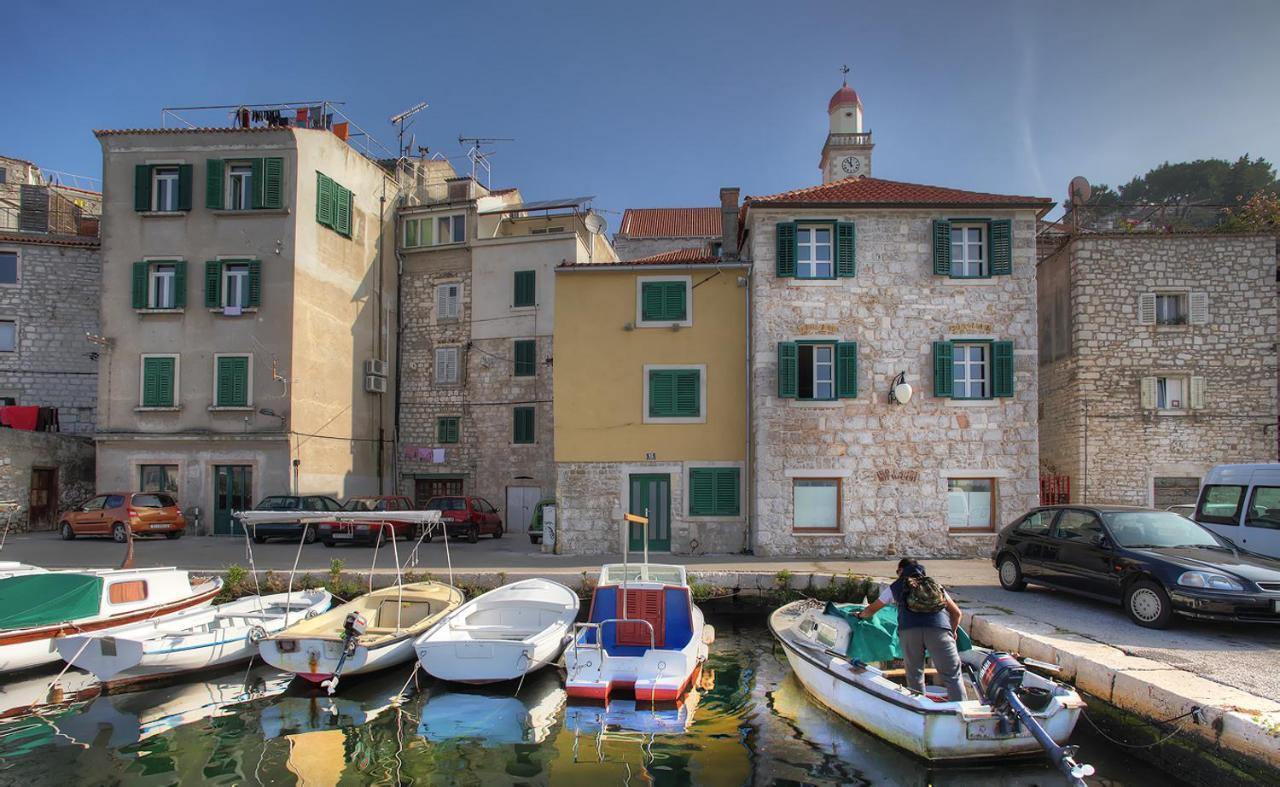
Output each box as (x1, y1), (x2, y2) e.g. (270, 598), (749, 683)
(1220, 191), (1280, 232)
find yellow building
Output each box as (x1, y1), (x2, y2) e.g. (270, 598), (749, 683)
(553, 212), (748, 554)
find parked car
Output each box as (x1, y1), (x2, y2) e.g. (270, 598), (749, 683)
(1193, 464), (1280, 559)
(993, 504), (1280, 628)
(422, 496), (503, 543)
(249, 495), (342, 544)
(60, 492), (186, 542)
(319, 496), (417, 547)
(1167, 504), (1196, 519)
(527, 498), (556, 545)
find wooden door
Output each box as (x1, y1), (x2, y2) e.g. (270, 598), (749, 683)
(28, 468), (56, 530)
(414, 478), (463, 508)
(628, 474), (671, 552)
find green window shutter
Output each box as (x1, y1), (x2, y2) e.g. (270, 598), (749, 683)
(932, 219), (952, 276)
(132, 262), (148, 309)
(204, 261), (222, 308)
(513, 339), (536, 376)
(205, 159), (224, 209)
(689, 469), (715, 515)
(134, 165), (152, 212)
(217, 357), (249, 407)
(993, 340), (1015, 397)
(437, 417), (459, 444)
(664, 281), (687, 320)
(775, 222), (796, 277)
(142, 357), (174, 407)
(989, 219), (1013, 276)
(640, 282), (664, 321)
(836, 341), (858, 398)
(649, 370), (675, 417)
(250, 158), (265, 209)
(316, 173), (333, 227)
(933, 341), (954, 398)
(262, 158), (284, 209)
(335, 185), (352, 236)
(641, 281), (687, 322)
(513, 407), (535, 444)
(777, 342), (798, 398)
(714, 468), (740, 516)
(836, 222), (856, 277)
(514, 270), (536, 307)
(173, 261), (186, 308)
(674, 370), (700, 417)
(247, 260), (262, 307)
(176, 164), (193, 211)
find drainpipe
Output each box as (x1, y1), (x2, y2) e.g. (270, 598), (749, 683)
(745, 266), (754, 553)
(377, 180), (387, 493)
(393, 195), (407, 499)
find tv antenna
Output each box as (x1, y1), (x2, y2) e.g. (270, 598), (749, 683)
(390, 100), (430, 157)
(458, 136), (513, 187)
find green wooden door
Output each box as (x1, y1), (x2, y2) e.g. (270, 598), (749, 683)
(214, 465), (253, 535)
(628, 473), (671, 552)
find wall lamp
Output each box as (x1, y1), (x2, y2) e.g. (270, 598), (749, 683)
(888, 372), (913, 405)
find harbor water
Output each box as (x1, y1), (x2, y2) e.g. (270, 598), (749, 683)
(0, 612), (1182, 785)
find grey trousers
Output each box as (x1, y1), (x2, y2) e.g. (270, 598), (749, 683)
(899, 626), (965, 701)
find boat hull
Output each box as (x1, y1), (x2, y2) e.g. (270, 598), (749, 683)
(564, 603), (709, 703)
(260, 634), (418, 683)
(416, 634), (569, 684)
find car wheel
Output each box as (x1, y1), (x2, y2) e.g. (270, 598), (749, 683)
(166, 531), (182, 540)
(1125, 579), (1174, 629)
(60, 522), (76, 541)
(997, 554), (1027, 591)
(493, 525), (503, 540)
(112, 523), (128, 543)
(467, 525), (479, 544)
(253, 534), (266, 544)
(302, 529), (317, 545)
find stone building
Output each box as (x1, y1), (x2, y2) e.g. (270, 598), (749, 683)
(397, 171), (616, 532)
(743, 81), (1052, 557)
(613, 208), (722, 260)
(95, 120), (398, 534)
(1037, 230), (1278, 507)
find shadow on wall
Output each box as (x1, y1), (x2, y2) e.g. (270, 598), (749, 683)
(0, 431), (95, 532)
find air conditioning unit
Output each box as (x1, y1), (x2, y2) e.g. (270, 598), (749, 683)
(364, 374), (387, 394)
(364, 359), (388, 377)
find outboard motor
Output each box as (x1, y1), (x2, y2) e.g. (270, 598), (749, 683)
(321, 612), (368, 696)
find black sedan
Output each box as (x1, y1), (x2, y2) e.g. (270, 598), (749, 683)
(992, 504), (1280, 628)
(249, 495), (342, 544)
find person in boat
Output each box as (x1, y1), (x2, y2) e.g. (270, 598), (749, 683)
(856, 558), (965, 701)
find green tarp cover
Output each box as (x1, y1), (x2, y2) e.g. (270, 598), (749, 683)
(0, 574), (103, 630)
(823, 601), (972, 664)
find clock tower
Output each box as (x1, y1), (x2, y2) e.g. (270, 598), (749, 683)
(819, 77), (874, 183)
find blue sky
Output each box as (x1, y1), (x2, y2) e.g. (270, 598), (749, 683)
(10, 0), (1280, 225)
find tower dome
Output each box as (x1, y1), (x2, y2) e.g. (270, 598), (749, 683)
(828, 82), (861, 112)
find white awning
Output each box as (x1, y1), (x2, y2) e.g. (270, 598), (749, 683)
(232, 510), (444, 525)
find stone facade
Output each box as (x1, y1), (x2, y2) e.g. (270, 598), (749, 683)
(613, 236), (715, 261)
(0, 430), (95, 531)
(1038, 232), (1279, 506)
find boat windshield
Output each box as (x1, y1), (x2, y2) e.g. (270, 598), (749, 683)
(599, 564), (687, 587)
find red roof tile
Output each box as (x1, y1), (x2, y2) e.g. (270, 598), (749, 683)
(618, 208), (722, 238)
(746, 176), (1053, 212)
(559, 247), (723, 268)
(829, 84), (861, 111)
(0, 231), (99, 248)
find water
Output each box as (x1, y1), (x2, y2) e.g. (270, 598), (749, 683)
(0, 613), (1181, 786)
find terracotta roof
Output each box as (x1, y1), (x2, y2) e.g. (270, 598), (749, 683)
(829, 83), (862, 111)
(618, 207), (722, 238)
(94, 127), (292, 136)
(745, 176), (1054, 213)
(0, 231), (99, 248)
(559, 247), (723, 268)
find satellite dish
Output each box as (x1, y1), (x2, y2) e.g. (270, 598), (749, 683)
(584, 212), (607, 235)
(1069, 176), (1092, 205)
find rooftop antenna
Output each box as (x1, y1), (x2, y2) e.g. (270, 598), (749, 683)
(389, 100), (430, 158)
(458, 136), (513, 187)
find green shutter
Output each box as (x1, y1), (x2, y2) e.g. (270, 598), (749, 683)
(217, 357), (249, 407)
(205, 159), (224, 209)
(335, 185), (352, 237)
(641, 282), (664, 321)
(932, 219), (952, 276)
(641, 281), (687, 322)
(316, 173), (333, 227)
(514, 339), (536, 376)
(132, 262), (148, 309)
(134, 165), (151, 212)
(836, 341), (858, 398)
(714, 468), (740, 515)
(674, 370), (700, 417)
(836, 222), (856, 277)
(689, 469), (715, 515)
(250, 158), (265, 209)
(664, 281), (687, 320)
(513, 407), (535, 443)
(775, 222), (797, 277)
(173, 261), (186, 309)
(262, 158), (284, 209)
(204, 261), (222, 308)
(649, 371), (675, 417)
(142, 357), (174, 407)
(993, 340), (1015, 397)
(247, 260), (262, 307)
(176, 164), (193, 211)
(648, 370), (699, 417)
(777, 342), (798, 398)
(514, 270), (536, 307)
(933, 341), (954, 398)
(438, 417), (459, 444)
(989, 219), (1012, 276)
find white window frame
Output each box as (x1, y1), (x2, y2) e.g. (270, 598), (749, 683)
(946, 476), (996, 532)
(952, 342), (990, 400)
(0, 317), (17, 353)
(1155, 293), (1188, 326)
(436, 282), (461, 322)
(642, 363), (707, 424)
(138, 353), (180, 408)
(635, 275), (693, 328)
(222, 262), (251, 309)
(434, 346), (461, 385)
(950, 223), (987, 278)
(0, 248), (19, 288)
(795, 224), (834, 279)
(792, 477), (841, 532)
(226, 162), (254, 211)
(148, 261), (177, 309)
(1156, 374), (1187, 413)
(212, 352), (253, 409)
(152, 166), (180, 212)
(436, 214), (466, 245)
(403, 216), (431, 248)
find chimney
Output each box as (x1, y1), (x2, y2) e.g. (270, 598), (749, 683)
(719, 187), (740, 260)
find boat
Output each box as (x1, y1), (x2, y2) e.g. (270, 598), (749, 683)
(414, 577), (579, 684)
(769, 599), (1094, 782)
(54, 589), (331, 685)
(0, 561), (46, 580)
(0, 568), (222, 673)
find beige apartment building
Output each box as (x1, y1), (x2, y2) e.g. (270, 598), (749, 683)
(95, 125), (398, 534)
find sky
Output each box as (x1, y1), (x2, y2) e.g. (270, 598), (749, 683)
(9, 0), (1280, 227)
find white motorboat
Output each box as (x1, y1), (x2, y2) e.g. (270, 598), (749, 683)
(54, 589), (331, 684)
(414, 578), (579, 684)
(769, 599), (1092, 780)
(0, 568), (222, 673)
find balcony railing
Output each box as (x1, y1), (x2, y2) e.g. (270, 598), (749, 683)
(826, 132), (873, 146)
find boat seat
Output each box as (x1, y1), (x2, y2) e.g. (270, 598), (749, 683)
(372, 599), (436, 631)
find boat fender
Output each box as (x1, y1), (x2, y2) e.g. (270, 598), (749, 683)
(305, 608), (320, 619)
(247, 625), (267, 644)
(701, 625), (716, 645)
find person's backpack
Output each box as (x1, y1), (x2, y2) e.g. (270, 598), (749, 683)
(904, 574), (947, 614)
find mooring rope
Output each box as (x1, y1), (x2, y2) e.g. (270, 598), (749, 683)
(1080, 706), (1198, 749)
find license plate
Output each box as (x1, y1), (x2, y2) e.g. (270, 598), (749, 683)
(333, 533), (353, 540)
(150, 523), (169, 530)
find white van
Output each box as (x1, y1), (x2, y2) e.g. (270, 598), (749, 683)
(1193, 464), (1280, 559)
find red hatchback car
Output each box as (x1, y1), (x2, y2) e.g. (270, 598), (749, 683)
(423, 496), (503, 543)
(319, 496), (417, 547)
(60, 492), (187, 542)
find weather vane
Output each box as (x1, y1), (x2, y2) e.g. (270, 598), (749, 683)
(840, 64), (850, 83)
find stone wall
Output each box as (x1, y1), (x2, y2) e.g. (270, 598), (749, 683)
(612, 236), (715, 261)
(0, 240), (100, 433)
(0, 429), (95, 531)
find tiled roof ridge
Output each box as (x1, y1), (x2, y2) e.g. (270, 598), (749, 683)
(746, 175), (1052, 206)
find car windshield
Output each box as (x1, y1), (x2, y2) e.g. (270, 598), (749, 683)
(132, 494), (175, 508)
(1102, 511), (1226, 549)
(428, 497), (466, 511)
(343, 498), (384, 511)
(257, 496), (300, 510)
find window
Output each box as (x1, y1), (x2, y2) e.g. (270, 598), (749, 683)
(1245, 487), (1280, 531)
(778, 341), (858, 399)
(214, 355), (250, 407)
(1140, 292), (1207, 326)
(1196, 485), (1244, 525)
(316, 172), (353, 237)
(950, 224), (986, 278)
(933, 340), (1013, 399)
(152, 167), (180, 211)
(646, 368), (702, 420)
(0, 251), (16, 285)
(204, 260), (259, 311)
(140, 465), (179, 494)
(227, 163), (253, 211)
(404, 217), (432, 248)
(513, 339), (537, 377)
(140, 355), (177, 408)
(1016, 509), (1055, 535)
(150, 263), (177, 309)
(513, 270), (536, 307)
(437, 417), (460, 444)
(799, 344), (836, 400)
(952, 343), (989, 399)
(206, 158), (282, 210)
(513, 406), (535, 444)
(131, 493), (176, 508)
(689, 468), (740, 517)
(135, 164), (191, 212)
(437, 214), (466, 245)
(774, 222), (854, 278)
(0, 320), (15, 353)
(947, 478), (995, 531)
(1157, 376), (1184, 410)
(436, 283), (460, 321)
(796, 225), (833, 279)
(1052, 509), (1103, 542)
(223, 263), (251, 309)
(133, 260), (186, 310)
(435, 347), (460, 384)
(1141, 375), (1203, 412)
(638, 278), (689, 324)
(793, 479), (840, 531)
(1155, 294), (1187, 326)
(933, 219), (1011, 277)
(108, 580), (149, 604)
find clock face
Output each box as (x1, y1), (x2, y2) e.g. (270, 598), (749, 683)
(840, 156), (862, 175)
